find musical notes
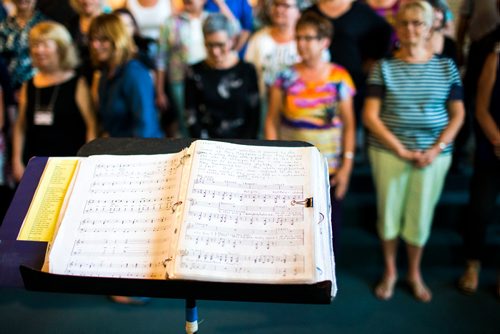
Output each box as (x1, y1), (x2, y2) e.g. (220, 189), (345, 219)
(187, 210), (301, 226)
(176, 250), (306, 280)
(174, 141), (316, 283)
(183, 234), (304, 249)
(83, 197), (177, 214)
(193, 176), (304, 192)
(49, 152), (186, 279)
(93, 159), (180, 178)
(47, 141), (328, 286)
(190, 188), (304, 203)
(65, 259), (166, 278)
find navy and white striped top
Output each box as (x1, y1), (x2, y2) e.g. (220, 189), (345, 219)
(366, 55), (463, 154)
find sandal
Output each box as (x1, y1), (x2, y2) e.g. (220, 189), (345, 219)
(374, 275), (397, 301)
(407, 279), (432, 303)
(458, 261), (480, 295)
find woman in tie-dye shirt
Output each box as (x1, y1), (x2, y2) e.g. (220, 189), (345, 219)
(265, 12), (356, 253)
(266, 12), (356, 201)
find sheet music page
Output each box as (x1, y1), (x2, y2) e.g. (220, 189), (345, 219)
(172, 141), (318, 283)
(49, 152), (186, 279)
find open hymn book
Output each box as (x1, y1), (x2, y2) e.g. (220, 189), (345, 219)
(41, 140), (336, 294)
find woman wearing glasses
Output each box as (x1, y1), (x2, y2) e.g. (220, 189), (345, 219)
(89, 13), (163, 138)
(184, 13), (260, 139)
(265, 12), (356, 253)
(363, 1), (464, 302)
(244, 0), (304, 138)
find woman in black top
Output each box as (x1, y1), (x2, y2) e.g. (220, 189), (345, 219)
(306, 0), (392, 117)
(185, 13), (260, 139)
(12, 22), (96, 181)
(458, 28), (500, 296)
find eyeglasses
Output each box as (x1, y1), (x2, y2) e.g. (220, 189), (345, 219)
(205, 42), (228, 50)
(398, 20), (426, 28)
(271, 2), (297, 10)
(90, 36), (110, 43)
(295, 35), (321, 42)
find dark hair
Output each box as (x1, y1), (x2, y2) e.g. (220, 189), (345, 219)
(113, 7), (140, 35)
(295, 12), (333, 40)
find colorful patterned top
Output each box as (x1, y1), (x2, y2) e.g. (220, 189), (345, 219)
(157, 11), (209, 83)
(0, 11), (47, 90)
(273, 64), (356, 174)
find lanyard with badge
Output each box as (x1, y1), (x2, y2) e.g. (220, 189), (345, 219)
(34, 85), (60, 126)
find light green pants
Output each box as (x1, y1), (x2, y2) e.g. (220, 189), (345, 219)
(368, 147), (451, 246)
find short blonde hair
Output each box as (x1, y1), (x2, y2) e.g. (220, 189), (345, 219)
(88, 13), (135, 68)
(397, 0), (434, 28)
(29, 21), (80, 71)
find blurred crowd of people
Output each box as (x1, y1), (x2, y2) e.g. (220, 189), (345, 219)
(0, 0), (498, 302)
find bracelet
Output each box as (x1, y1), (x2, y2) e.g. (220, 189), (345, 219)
(438, 142), (447, 150)
(344, 151), (354, 159)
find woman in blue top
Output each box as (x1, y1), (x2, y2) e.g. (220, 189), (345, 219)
(363, 1), (464, 302)
(89, 13), (163, 138)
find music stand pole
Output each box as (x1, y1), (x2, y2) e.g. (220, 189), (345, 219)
(185, 299), (198, 334)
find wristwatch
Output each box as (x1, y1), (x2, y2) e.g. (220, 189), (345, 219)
(438, 142), (447, 151)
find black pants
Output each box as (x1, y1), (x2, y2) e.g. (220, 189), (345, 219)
(463, 159), (500, 263)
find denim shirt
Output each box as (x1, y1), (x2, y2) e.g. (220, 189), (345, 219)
(98, 59), (163, 138)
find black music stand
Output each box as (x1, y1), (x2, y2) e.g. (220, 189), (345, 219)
(0, 138), (333, 333)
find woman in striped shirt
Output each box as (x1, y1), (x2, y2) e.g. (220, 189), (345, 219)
(363, 1), (464, 302)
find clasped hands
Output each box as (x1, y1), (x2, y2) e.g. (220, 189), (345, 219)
(397, 146), (441, 168)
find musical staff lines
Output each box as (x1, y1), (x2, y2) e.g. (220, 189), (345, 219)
(47, 141), (321, 283)
(184, 222), (303, 235)
(50, 153), (186, 279)
(191, 188), (303, 205)
(187, 199), (303, 216)
(83, 197), (177, 214)
(89, 178), (177, 194)
(178, 250), (305, 277)
(179, 250), (304, 266)
(93, 159), (180, 178)
(187, 210), (302, 226)
(77, 217), (173, 233)
(70, 238), (169, 257)
(183, 234), (304, 249)
(179, 172), (310, 279)
(65, 259), (166, 278)
(193, 176), (303, 192)
(171, 140), (316, 281)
